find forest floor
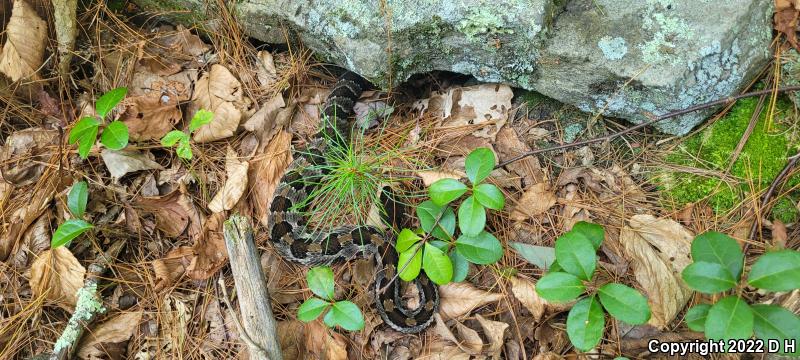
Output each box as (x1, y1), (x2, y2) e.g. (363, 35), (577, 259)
(0, 1), (799, 359)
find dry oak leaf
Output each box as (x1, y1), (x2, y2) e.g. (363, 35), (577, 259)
(495, 126), (544, 184)
(475, 314), (508, 358)
(29, 247), (86, 310)
(0, 127), (58, 186)
(305, 320), (348, 360)
(135, 189), (202, 237)
(101, 149), (163, 180)
(619, 214), (693, 329)
(77, 310), (143, 359)
(249, 130), (293, 226)
(151, 246), (193, 292)
(0, 0), (47, 81)
(511, 183), (557, 221)
(242, 93), (285, 136)
(185, 212), (227, 280)
(191, 64), (250, 143)
(121, 95), (183, 141)
(277, 320), (306, 360)
(1, 172), (60, 261)
(208, 147), (249, 213)
(424, 84), (513, 141)
(508, 276), (545, 321)
(256, 50), (278, 88)
(438, 282), (504, 319)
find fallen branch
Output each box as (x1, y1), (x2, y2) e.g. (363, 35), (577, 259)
(222, 215), (283, 360)
(496, 86), (800, 169)
(49, 240), (125, 360)
(747, 150), (800, 244)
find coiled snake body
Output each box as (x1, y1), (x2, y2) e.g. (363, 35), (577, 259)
(267, 72), (438, 333)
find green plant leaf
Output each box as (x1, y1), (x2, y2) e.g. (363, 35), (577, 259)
(747, 250), (800, 292)
(510, 242), (555, 269)
(297, 297), (330, 322)
(396, 228), (421, 253)
(429, 178), (468, 206)
(571, 221), (604, 250)
(450, 249), (469, 282)
(535, 272), (585, 302)
(51, 219), (93, 249)
(691, 231), (743, 280)
(161, 130), (187, 147)
(465, 147), (495, 184)
(176, 139), (193, 160)
(457, 195), (485, 236)
(705, 296), (753, 344)
(307, 266), (335, 300)
(189, 109), (214, 132)
(100, 121), (129, 150)
(68, 117), (100, 144)
(398, 246), (423, 281)
(95, 87), (127, 119)
(422, 242), (453, 285)
(554, 231), (596, 281)
(417, 200), (455, 241)
(685, 304), (711, 332)
(324, 301), (365, 331)
(597, 283), (651, 325)
(67, 181), (88, 218)
(566, 296), (605, 352)
(752, 304), (800, 355)
(473, 183), (504, 210)
(681, 261), (737, 294)
(455, 230), (503, 265)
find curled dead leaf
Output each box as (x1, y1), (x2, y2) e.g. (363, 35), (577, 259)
(191, 64), (251, 143)
(208, 147), (249, 213)
(424, 84), (512, 141)
(249, 131), (293, 226)
(511, 183), (557, 221)
(508, 276), (545, 321)
(277, 320), (306, 360)
(135, 189), (202, 237)
(152, 246), (193, 292)
(416, 169), (465, 187)
(305, 320), (348, 360)
(77, 310), (143, 359)
(438, 282), (503, 320)
(101, 149), (163, 180)
(29, 247), (86, 310)
(121, 95), (183, 141)
(186, 212), (227, 280)
(0, 128), (58, 186)
(0, 0), (47, 81)
(618, 214), (693, 329)
(475, 314), (508, 358)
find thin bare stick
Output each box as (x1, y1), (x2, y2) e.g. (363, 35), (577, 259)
(496, 86), (800, 169)
(747, 150), (800, 244)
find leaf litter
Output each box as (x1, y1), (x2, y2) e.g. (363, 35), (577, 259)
(0, 4), (793, 359)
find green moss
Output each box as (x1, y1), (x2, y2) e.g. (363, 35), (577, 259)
(658, 97), (800, 221)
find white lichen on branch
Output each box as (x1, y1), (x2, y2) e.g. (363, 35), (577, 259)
(52, 283), (105, 354)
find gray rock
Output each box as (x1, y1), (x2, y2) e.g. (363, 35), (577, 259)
(136, 0), (772, 135)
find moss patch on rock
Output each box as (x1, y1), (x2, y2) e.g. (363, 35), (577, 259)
(657, 97), (800, 223)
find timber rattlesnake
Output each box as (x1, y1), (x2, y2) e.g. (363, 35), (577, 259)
(267, 72), (439, 333)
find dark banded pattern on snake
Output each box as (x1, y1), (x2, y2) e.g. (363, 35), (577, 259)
(267, 71), (438, 333)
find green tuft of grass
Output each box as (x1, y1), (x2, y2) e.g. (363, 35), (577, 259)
(656, 97), (800, 221)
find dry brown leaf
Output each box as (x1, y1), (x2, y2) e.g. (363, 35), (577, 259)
(416, 169), (465, 186)
(101, 149), (163, 180)
(29, 247), (86, 310)
(772, 219), (788, 248)
(424, 340), (474, 360)
(508, 276), (545, 321)
(277, 321), (306, 360)
(186, 212), (227, 279)
(0, 0), (47, 81)
(455, 321), (483, 355)
(511, 183), (556, 221)
(618, 214), (694, 329)
(249, 131), (293, 226)
(135, 189), (202, 237)
(77, 310), (143, 359)
(152, 246), (193, 292)
(305, 320), (348, 360)
(1, 172), (60, 261)
(121, 95), (183, 141)
(422, 84), (512, 141)
(0, 128), (58, 185)
(242, 93), (285, 136)
(475, 314), (508, 358)
(191, 64), (250, 142)
(775, 1), (800, 50)
(438, 283), (504, 319)
(256, 50), (278, 88)
(495, 127), (544, 184)
(208, 147), (249, 213)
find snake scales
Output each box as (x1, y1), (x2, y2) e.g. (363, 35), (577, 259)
(267, 71), (439, 333)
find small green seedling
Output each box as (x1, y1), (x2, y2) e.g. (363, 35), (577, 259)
(161, 109), (214, 160)
(397, 147), (505, 285)
(297, 266), (365, 331)
(681, 232), (800, 355)
(535, 222), (652, 352)
(68, 88), (129, 159)
(51, 181), (94, 249)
